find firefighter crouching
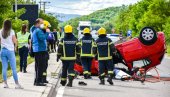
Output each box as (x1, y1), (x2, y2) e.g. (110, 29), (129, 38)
(57, 25), (79, 87)
(78, 28), (95, 79)
(94, 27), (115, 85)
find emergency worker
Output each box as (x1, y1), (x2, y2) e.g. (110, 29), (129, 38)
(78, 28), (95, 79)
(95, 27), (115, 85)
(57, 25), (79, 87)
(17, 24), (30, 73)
(42, 20), (51, 83)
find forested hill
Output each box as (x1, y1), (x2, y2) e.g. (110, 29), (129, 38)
(60, 0), (170, 44)
(60, 6), (126, 35)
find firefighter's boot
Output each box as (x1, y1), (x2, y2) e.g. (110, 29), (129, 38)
(99, 76), (105, 85)
(84, 74), (88, 79)
(67, 76), (74, 87)
(107, 74), (114, 85)
(60, 80), (67, 86)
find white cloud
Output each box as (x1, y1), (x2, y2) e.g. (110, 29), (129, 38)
(45, 0), (140, 15)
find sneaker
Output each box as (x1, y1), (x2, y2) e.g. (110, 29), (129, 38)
(4, 84), (9, 88)
(15, 84), (23, 89)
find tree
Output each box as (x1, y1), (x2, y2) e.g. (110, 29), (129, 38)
(39, 11), (59, 30)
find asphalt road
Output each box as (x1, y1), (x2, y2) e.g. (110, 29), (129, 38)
(54, 56), (170, 97)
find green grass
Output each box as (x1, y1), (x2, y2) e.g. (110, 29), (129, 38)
(0, 55), (34, 83)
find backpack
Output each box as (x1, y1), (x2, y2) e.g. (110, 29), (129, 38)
(48, 32), (55, 41)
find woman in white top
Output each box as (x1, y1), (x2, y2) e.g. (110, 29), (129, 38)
(0, 19), (22, 89)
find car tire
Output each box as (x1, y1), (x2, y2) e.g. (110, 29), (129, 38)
(139, 27), (157, 45)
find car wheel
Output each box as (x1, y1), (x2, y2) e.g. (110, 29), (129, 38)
(139, 27), (157, 45)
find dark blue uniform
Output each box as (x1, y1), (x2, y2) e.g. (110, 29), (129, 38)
(57, 33), (79, 86)
(95, 35), (115, 85)
(79, 34), (95, 78)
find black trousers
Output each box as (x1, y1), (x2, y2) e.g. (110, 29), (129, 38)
(98, 60), (114, 76)
(81, 58), (93, 74)
(53, 41), (57, 52)
(48, 40), (54, 52)
(42, 51), (49, 81)
(34, 51), (47, 83)
(19, 46), (29, 71)
(61, 60), (75, 80)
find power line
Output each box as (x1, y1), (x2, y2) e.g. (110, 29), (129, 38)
(39, 1), (50, 13)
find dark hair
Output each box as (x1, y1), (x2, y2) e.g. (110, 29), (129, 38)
(2, 20), (12, 39)
(21, 24), (27, 34)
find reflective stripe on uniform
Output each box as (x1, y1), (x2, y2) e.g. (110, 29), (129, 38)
(61, 40), (76, 60)
(68, 73), (75, 76)
(100, 73), (105, 76)
(109, 42), (114, 45)
(59, 42), (63, 45)
(98, 56), (112, 60)
(108, 71), (113, 74)
(60, 57), (76, 60)
(80, 39), (94, 57)
(43, 72), (47, 76)
(61, 78), (67, 81)
(83, 71), (89, 74)
(98, 40), (112, 60)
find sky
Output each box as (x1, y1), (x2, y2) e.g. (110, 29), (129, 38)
(40, 0), (141, 15)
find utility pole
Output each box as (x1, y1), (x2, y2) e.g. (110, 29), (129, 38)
(39, 1), (50, 13)
(15, 0), (18, 19)
(39, 0), (41, 12)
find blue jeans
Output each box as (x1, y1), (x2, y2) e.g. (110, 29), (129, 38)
(1, 48), (18, 81)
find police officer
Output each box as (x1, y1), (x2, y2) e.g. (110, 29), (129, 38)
(95, 27), (115, 85)
(57, 25), (79, 87)
(79, 28), (95, 79)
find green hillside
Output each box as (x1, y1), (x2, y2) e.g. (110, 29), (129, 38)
(60, 6), (127, 35)
(61, 0), (170, 44)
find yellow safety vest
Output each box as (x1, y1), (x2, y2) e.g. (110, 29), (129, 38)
(17, 32), (30, 48)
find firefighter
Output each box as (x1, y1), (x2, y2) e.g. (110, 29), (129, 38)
(95, 27), (115, 85)
(42, 20), (51, 83)
(79, 28), (95, 79)
(57, 25), (79, 87)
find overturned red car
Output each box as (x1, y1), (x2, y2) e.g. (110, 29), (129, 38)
(74, 27), (166, 76)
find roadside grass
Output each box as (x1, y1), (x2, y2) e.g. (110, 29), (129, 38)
(0, 54), (34, 83)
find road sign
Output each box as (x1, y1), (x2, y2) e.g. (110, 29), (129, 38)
(13, 4), (39, 28)
(127, 30), (132, 37)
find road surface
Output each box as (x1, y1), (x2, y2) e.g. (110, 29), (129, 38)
(53, 56), (170, 97)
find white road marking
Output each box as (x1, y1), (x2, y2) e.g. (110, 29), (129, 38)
(56, 86), (65, 97)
